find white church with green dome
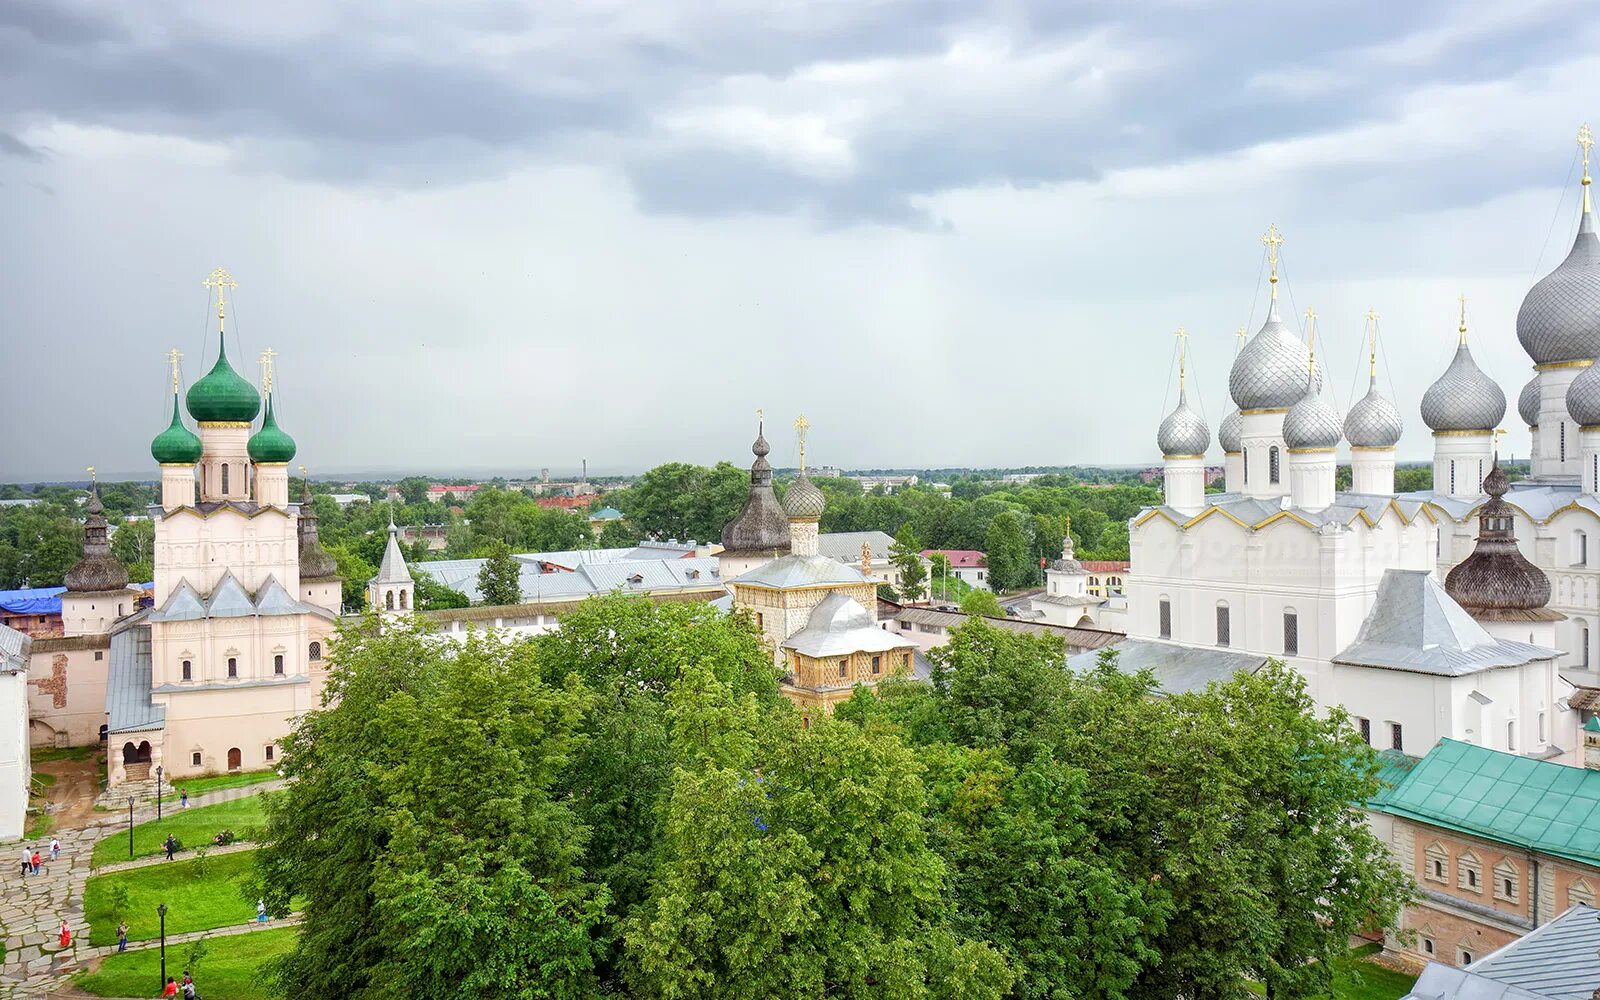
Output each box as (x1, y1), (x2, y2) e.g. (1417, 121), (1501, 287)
(105, 267), (341, 790)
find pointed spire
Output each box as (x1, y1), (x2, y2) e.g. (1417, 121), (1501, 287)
(1580, 122), (1593, 216)
(721, 410), (790, 554)
(1303, 307), (1319, 384)
(375, 504), (413, 584)
(65, 477), (128, 593)
(1261, 223), (1284, 303)
(295, 469), (338, 580)
(1457, 292), (1469, 346)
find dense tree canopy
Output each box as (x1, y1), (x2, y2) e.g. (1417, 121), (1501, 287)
(608, 462), (750, 543)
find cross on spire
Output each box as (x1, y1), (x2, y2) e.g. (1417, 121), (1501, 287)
(1457, 293), (1468, 345)
(86, 465), (96, 486)
(1174, 327), (1188, 389)
(794, 414), (810, 474)
(1580, 122), (1594, 211)
(166, 347), (183, 393)
(204, 267), (237, 333)
(258, 347), (277, 394)
(1303, 307), (1318, 375)
(1261, 223), (1284, 298)
(1365, 308), (1380, 377)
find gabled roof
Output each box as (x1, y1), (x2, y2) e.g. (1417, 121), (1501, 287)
(782, 593), (909, 657)
(374, 523), (413, 585)
(206, 571), (256, 617)
(149, 580), (208, 622)
(817, 531), (895, 563)
(1371, 739), (1600, 866)
(1136, 492), (1432, 533)
(0, 623), (31, 674)
(147, 574), (337, 623)
(0, 586), (66, 615)
(734, 554), (869, 589)
(1065, 638), (1269, 695)
(921, 549), (985, 567)
(107, 620), (164, 735)
(1402, 904), (1600, 999)
(1333, 570), (1558, 677)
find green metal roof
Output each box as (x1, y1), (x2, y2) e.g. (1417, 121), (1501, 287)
(1367, 749), (1421, 808)
(1371, 738), (1600, 866)
(1584, 716), (1600, 733)
(247, 394), (296, 463)
(186, 334), (261, 423)
(150, 392), (203, 464)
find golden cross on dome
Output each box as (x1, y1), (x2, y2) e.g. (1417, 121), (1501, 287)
(258, 347), (277, 393)
(1303, 307), (1318, 374)
(204, 267), (237, 333)
(1580, 123), (1594, 211)
(1365, 308), (1380, 377)
(86, 465), (96, 485)
(166, 347), (183, 393)
(1174, 327), (1189, 388)
(1457, 293), (1469, 344)
(1261, 223), (1284, 297)
(794, 414), (810, 474)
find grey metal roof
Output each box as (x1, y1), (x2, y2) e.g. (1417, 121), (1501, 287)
(0, 623), (30, 674)
(1403, 904), (1600, 999)
(1402, 480), (1597, 525)
(148, 574), (337, 623)
(896, 607), (1122, 650)
(782, 473), (826, 519)
(374, 522), (413, 585)
(722, 423), (792, 554)
(1520, 375), (1543, 428)
(207, 572), (256, 617)
(1218, 408), (1243, 453)
(1141, 491), (1430, 532)
(149, 580), (207, 622)
(1421, 342), (1506, 432)
(414, 554), (724, 604)
(1229, 303), (1322, 411)
(1517, 206), (1600, 367)
(1157, 385), (1211, 457)
(815, 531), (896, 564)
(734, 554), (868, 589)
(1333, 569), (1558, 676)
(1345, 376), (1404, 448)
(782, 593), (909, 657)
(1065, 638), (1268, 695)
(107, 620), (165, 735)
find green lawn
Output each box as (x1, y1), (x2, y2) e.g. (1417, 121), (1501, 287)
(1244, 943), (1416, 999)
(91, 794), (274, 867)
(75, 925), (296, 1000)
(163, 768), (279, 801)
(84, 851), (294, 945)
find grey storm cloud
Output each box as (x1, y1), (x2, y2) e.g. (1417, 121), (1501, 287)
(0, 0), (1589, 219)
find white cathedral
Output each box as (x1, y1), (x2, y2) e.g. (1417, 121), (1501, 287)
(1109, 130), (1600, 765)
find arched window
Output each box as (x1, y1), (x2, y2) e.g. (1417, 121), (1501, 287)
(1538, 711), (1547, 743)
(1243, 447), (1249, 485)
(181, 659), (192, 681)
(1507, 719), (1517, 751)
(1576, 618), (1591, 668)
(1424, 842), (1448, 883)
(1458, 850), (1482, 892)
(1493, 859), (1520, 903)
(1561, 422), (1567, 462)
(1268, 446), (1281, 485)
(308, 641), (321, 661)
(1577, 530), (1589, 567)
(273, 654), (284, 676)
(399, 589), (409, 610)
(1158, 597), (1172, 639)
(1477, 459), (1483, 491)
(1215, 601), (1231, 647)
(227, 657), (238, 678)
(191, 751), (202, 767)
(385, 590), (395, 611)
(1282, 609), (1298, 655)
(222, 463), (230, 494)
(1450, 461), (1456, 494)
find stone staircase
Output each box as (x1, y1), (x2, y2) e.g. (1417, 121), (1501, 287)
(91, 779), (159, 811)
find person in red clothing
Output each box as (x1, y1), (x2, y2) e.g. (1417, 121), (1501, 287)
(162, 976), (178, 996)
(58, 920), (70, 949)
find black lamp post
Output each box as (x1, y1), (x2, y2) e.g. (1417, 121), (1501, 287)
(157, 903), (167, 991)
(155, 765), (163, 821)
(127, 797), (134, 859)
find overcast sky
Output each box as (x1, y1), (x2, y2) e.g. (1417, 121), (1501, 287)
(3, 1), (1598, 481)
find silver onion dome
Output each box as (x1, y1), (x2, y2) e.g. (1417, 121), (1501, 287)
(1565, 360), (1600, 427)
(1420, 343), (1506, 432)
(1218, 408), (1243, 453)
(1518, 376), (1541, 428)
(1344, 377), (1404, 448)
(782, 472), (826, 520)
(1157, 386), (1211, 457)
(1229, 305), (1322, 411)
(1516, 210), (1600, 366)
(1284, 381), (1342, 450)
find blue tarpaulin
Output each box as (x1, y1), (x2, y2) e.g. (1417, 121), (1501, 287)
(0, 586), (66, 615)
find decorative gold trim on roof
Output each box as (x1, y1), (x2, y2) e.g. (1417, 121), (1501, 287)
(1431, 429), (1492, 438)
(1535, 359), (1593, 371)
(158, 463), (196, 468)
(197, 421), (252, 429)
(1348, 445), (1397, 452)
(1164, 453), (1206, 460)
(1240, 407), (1290, 415)
(1287, 447), (1337, 454)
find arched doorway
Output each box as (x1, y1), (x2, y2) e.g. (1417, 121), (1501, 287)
(227, 747), (241, 771)
(122, 741), (152, 765)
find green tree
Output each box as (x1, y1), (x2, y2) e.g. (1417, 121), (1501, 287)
(412, 571), (469, 610)
(110, 518), (155, 582)
(254, 619), (603, 1000)
(324, 543), (375, 612)
(395, 477), (430, 506)
(477, 541), (522, 607)
(610, 462), (749, 542)
(1394, 466), (1432, 492)
(596, 518), (642, 548)
(959, 588), (1006, 619)
(983, 511), (1031, 592)
(889, 524), (927, 603)
(625, 666), (1013, 1000)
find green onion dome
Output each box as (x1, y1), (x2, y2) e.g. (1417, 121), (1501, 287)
(150, 393), (204, 464)
(186, 335), (261, 424)
(248, 394), (297, 464)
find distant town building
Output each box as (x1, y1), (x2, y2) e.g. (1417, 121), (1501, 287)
(1082, 561), (1130, 597)
(922, 549), (988, 591)
(325, 493), (371, 508)
(852, 474), (918, 493)
(425, 484), (481, 503)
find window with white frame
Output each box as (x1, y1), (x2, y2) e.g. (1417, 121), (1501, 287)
(1493, 859), (1519, 903)
(1578, 530), (1590, 567)
(1459, 944), (1474, 967)
(1357, 717), (1371, 745)
(1569, 878), (1595, 908)
(1216, 603), (1230, 647)
(1424, 843), (1448, 883)
(1283, 610), (1298, 655)
(1539, 711), (1547, 743)
(1422, 938), (1435, 956)
(1159, 598), (1172, 639)
(1458, 850), (1482, 892)
(1390, 721), (1404, 752)
(1507, 719), (1517, 752)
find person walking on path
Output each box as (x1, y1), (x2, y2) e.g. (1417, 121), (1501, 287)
(182, 970), (197, 998)
(164, 834), (177, 861)
(31, 849), (41, 874)
(180, 790), (188, 809)
(257, 899), (269, 924)
(20, 845), (31, 877)
(49, 836), (60, 861)
(116, 921), (128, 952)
(58, 919), (70, 950)
(162, 976), (178, 997)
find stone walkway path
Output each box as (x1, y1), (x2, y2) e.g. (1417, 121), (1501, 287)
(0, 780), (285, 1000)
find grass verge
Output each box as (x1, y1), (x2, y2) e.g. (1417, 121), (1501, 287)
(164, 769), (279, 801)
(84, 850), (295, 945)
(91, 794), (274, 867)
(31, 744), (102, 764)
(74, 925), (296, 1000)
